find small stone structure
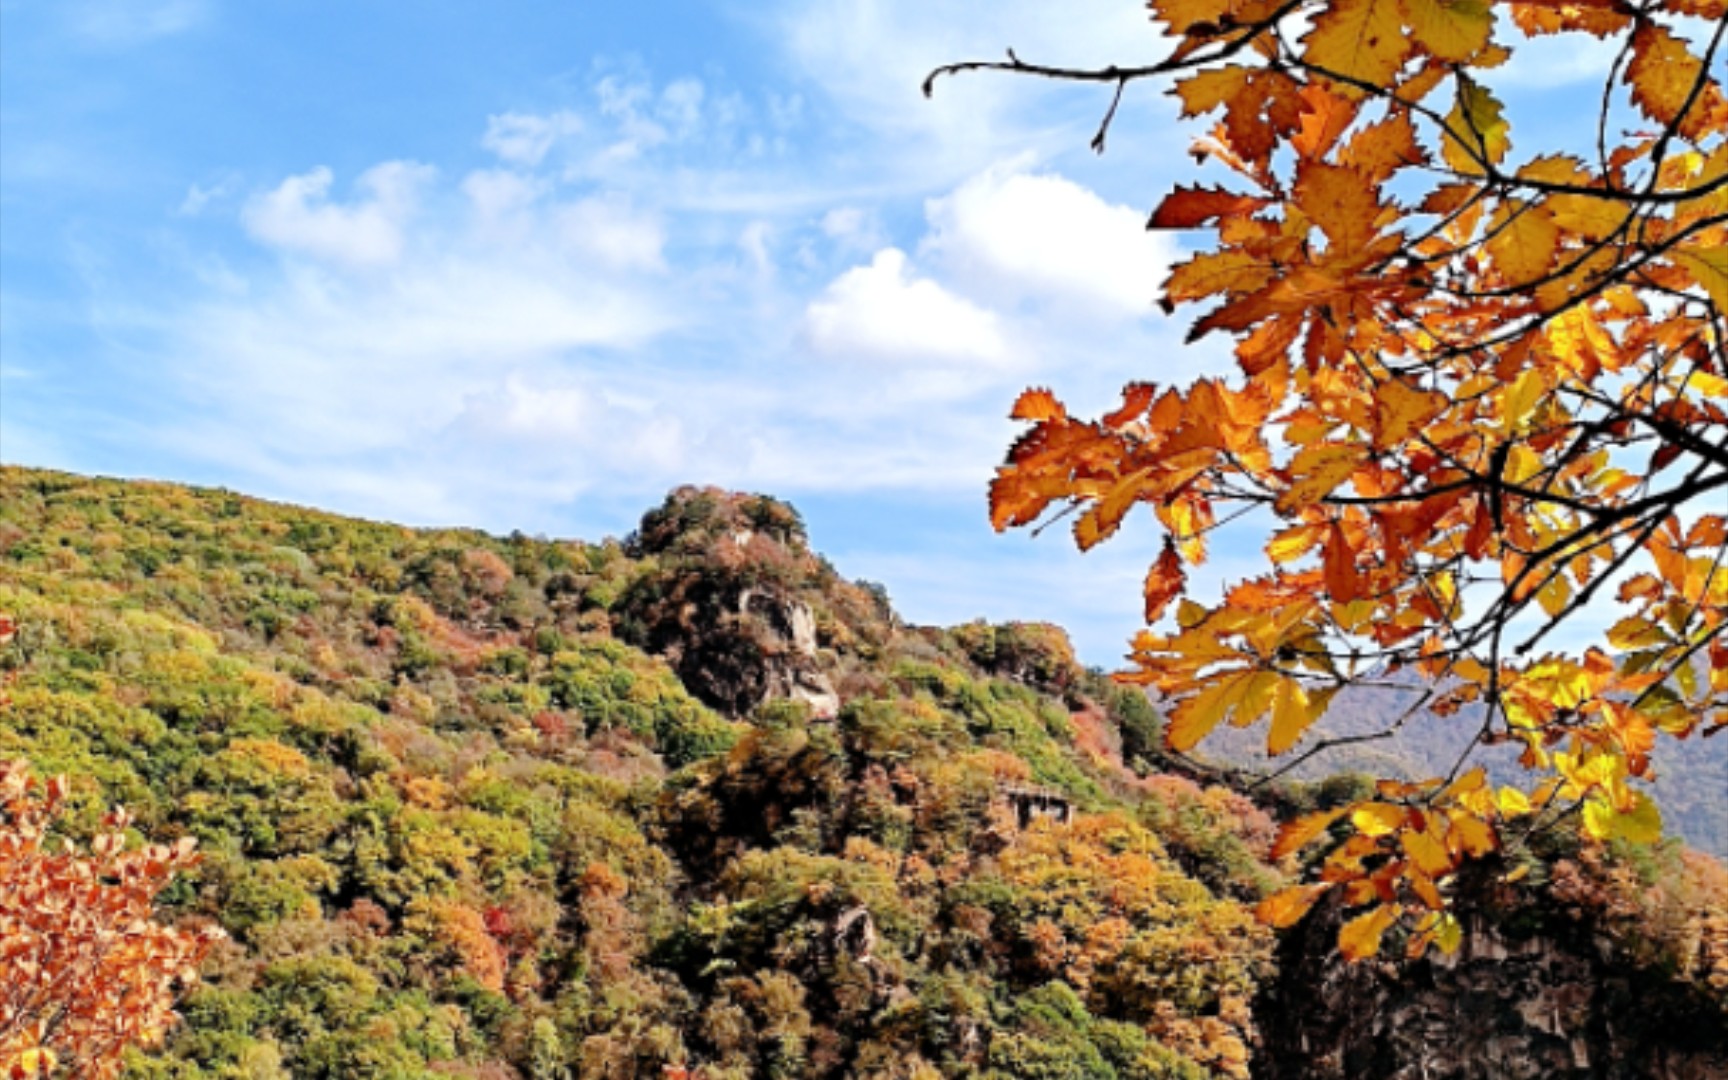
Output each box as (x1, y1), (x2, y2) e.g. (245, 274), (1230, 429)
(1000, 783), (1074, 829)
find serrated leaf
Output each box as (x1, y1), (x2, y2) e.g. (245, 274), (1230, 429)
(1487, 204), (1560, 285)
(1165, 249), (1276, 303)
(1304, 0), (1411, 99)
(1144, 539), (1187, 622)
(1010, 388), (1066, 421)
(1672, 247), (1728, 317)
(1174, 66), (1252, 117)
(1442, 76), (1510, 173)
(1150, 185), (1269, 229)
(1403, 0), (1494, 62)
(1625, 24), (1708, 135)
(1295, 160), (1384, 256)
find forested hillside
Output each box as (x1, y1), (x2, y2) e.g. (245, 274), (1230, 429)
(1, 466), (1724, 1079)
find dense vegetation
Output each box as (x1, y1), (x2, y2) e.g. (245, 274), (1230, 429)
(1, 466), (1723, 1078)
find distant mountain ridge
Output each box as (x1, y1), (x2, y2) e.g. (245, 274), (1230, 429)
(1196, 674), (1728, 860)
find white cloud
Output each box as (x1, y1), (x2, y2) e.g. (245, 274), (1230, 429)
(803, 248), (1012, 367)
(481, 111), (583, 166)
(923, 161), (1175, 317)
(461, 169), (547, 233)
(553, 194), (666, 272)
(242, 162), (434, 266)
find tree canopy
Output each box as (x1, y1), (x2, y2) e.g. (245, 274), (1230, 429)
(931, 0), (1728, 958)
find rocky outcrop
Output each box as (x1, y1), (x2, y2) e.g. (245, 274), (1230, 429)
(614, 487), (848, 720)
(737, 587), (840, 719)
(1254, 893), (1728, 1080)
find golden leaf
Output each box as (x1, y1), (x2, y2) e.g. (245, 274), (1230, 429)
(1303, 0), (1411, 99)
(1257, 883), (1332, 928)
(1273, 807), (1348, 859)
(1338, 903), (1399, 960)
(1487, 204), (1560, 286)
(1442, 76), (1510, 173)
(1402, 0), (1494, 63)
(1351, 803), (1407, 837)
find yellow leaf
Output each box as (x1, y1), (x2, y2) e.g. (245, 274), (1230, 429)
(1304, 0), (1411, 99)
(1433, 912), (1463, 954)
(1496, 787), (1532, 818)
(1447, 808), (1498, 856)
(1165, 669), (1253, 751)
(1671, 247), (1728, 317)
(1609, 791), (1663, 844)
(1338, 903), (1399, 960)
(1442, 76), (1510, 173)
(1487, 204), (1560, 285)
(1501, 369), (1545, 430)
(1548, 191), (1626, 242)
(1351, 803), (1406, 837)
(1582, 796), (1614, 840)
(1269, 680), (1336, 755)
(1401, 826), (1454, 877)
(1267, 523), (1325, 564)
(1257, 883), (1331, 928)
(1402, 0), (1494, 62)
(1536, 575), (1572, 618)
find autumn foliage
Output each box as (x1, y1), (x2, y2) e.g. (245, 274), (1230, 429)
(0, 760), (221, 1079)
(931, 0), (1728, 958)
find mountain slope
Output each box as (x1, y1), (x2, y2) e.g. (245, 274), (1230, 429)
(1, 466), (1722, 1080)
(0, 468), (1283, 1079)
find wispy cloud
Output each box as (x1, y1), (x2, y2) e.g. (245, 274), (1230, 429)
(242, 162), (435, 266)
(68, 0), (207, 45)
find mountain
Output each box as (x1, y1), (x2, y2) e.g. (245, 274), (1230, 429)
(1, 466), (1723, 1080)
(1196, 675), (1728, 860)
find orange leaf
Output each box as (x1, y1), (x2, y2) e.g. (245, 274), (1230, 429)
(1257, 883), (1331, 928)
(1144, 539), (1187, 623)
(1273, 807), (1348, 859)
(1149, 185), (1269, 229)
(1011, 388), (1067, 422)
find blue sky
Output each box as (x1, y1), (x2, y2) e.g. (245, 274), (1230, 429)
(1, 0), (1628, 663)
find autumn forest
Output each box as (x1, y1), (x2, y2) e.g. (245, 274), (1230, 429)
(6, 0), (1728, 1076)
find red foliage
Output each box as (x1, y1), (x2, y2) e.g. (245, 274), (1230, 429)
(1, 761), (223, 1079)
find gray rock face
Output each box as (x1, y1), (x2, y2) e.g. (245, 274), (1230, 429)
(1254, 897), (1728, 1080)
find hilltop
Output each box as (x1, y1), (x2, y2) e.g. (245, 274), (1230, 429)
(1, 466), (1723, 1079)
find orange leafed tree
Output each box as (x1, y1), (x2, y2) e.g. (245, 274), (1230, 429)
(0, 760), (223, 1079)
(929, 0), (1728, 958)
